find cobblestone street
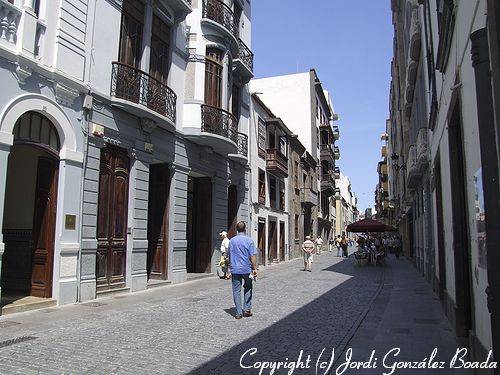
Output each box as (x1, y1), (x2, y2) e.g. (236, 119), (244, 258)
(0, 250), (463, 374)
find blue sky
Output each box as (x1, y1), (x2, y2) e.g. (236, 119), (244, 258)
(251, 0), (393, 211)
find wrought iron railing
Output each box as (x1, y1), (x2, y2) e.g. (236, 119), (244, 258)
(202, 0), (238, 39)
(236, 132), (248, 157)
(201, 104), (238, 143)
(111, 62), (177, 123)
(237, 38), (253, 72)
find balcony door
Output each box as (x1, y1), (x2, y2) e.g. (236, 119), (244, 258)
(149, 15), (170, 83)
(205, 48), (223, 108)
(147, 15), (171, 115)
(118, 0), (144, 67)
(117, 0), (144, 104)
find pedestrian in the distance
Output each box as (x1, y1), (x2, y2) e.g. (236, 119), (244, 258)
(218, 231), (230, 279)
(227, 221), (258, 320)
(341, 234), (349, 258)
(329, 237), (334, 252)
(302, 236), (315, 272)
(315, 236), (323, 255)
(335, 235), (342, 257)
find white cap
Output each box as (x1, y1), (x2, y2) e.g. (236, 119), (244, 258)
(219, 231), (227, 236)
(305, 236), (311, 240)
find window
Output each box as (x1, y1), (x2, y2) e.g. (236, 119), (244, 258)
(268, 130), (276, 149)
(279, 180), (285, 211)
(294, 215), (299, 239)
(294, 161), (299, 190)
(258, 118), (266, 156)
(119, 0), (144, 67)
(205, 48), (223, 107)
(258, 169), (266, 204)
(149, 15), (171, 83)
(269, 175), (277, 209)
(303, 172), (307, 189)
(279, 136), (287, 156)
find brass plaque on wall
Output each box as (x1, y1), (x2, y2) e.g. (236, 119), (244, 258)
(65, 214), (76, 230)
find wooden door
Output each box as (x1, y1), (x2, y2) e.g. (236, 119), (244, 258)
(268, 220), (277, 263)
(194, 177), (212, 273)
(279, 221), (285, 262)
(30, 157), (58, 298)
(257, 220), (266, 266)
(227, 185), (238, 238)
(434, 156), (446, 300)
(96, 146), (129, 291)
(147, 164), (170, 280)
(448, 100), (473, 337)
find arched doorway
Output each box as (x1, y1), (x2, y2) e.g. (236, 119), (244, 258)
(1, 111), (60, 307)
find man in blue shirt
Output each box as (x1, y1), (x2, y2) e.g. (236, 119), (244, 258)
(228, 221), (258, 319)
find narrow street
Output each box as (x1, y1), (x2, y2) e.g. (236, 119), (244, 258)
(0, 251), (464, 374)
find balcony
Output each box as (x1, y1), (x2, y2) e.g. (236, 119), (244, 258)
(380, 162), (388, 175)
(233, 38), (254, 83)
(333, 125), (340, 140)
(334, 146), (340, 160)
(164, 0), (192, 17)
(381, 145), (387, 158)
(320, 172), (335, 195)
(110, 62), (177, 130)
(228, 132), (248, 164)
(183, 103), (238, 155)
(301, 188), (317, 207)
(406, 144), (420, 190)
(319, 144), (334, 160)
(416, 128), (429, 172)
(333, 167), (340, 179)
(202, 0), (238, 51)
(266, 149), (288, 178)
(334, 188), (341, 200)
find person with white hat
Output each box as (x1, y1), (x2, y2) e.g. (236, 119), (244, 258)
(218, 231), (230, 279)
(302, 236), (315, 272)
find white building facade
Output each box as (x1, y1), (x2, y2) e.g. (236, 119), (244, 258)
(248, 94), (289, 265)
(251, 70), (340, 244)
(0, 0), (253, 313)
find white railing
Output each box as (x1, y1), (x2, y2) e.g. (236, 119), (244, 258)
(0, 0), (21, 45)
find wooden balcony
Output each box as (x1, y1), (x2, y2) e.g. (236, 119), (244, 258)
(320, 144), (334, 160)
(266, 149), (288, 178)
(320, 172), (335, 195)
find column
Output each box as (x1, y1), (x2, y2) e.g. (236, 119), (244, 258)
(79, 137), (104, 302)
(129, 149), (151, 292)
(169, 162), (190, 284)
(0, 136), (12, 305)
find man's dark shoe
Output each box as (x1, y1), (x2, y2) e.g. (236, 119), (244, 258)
(243, 310), (253, 317)
(235, 314), (243, 319)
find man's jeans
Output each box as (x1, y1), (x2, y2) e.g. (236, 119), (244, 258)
(231, 274), (252, 316)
